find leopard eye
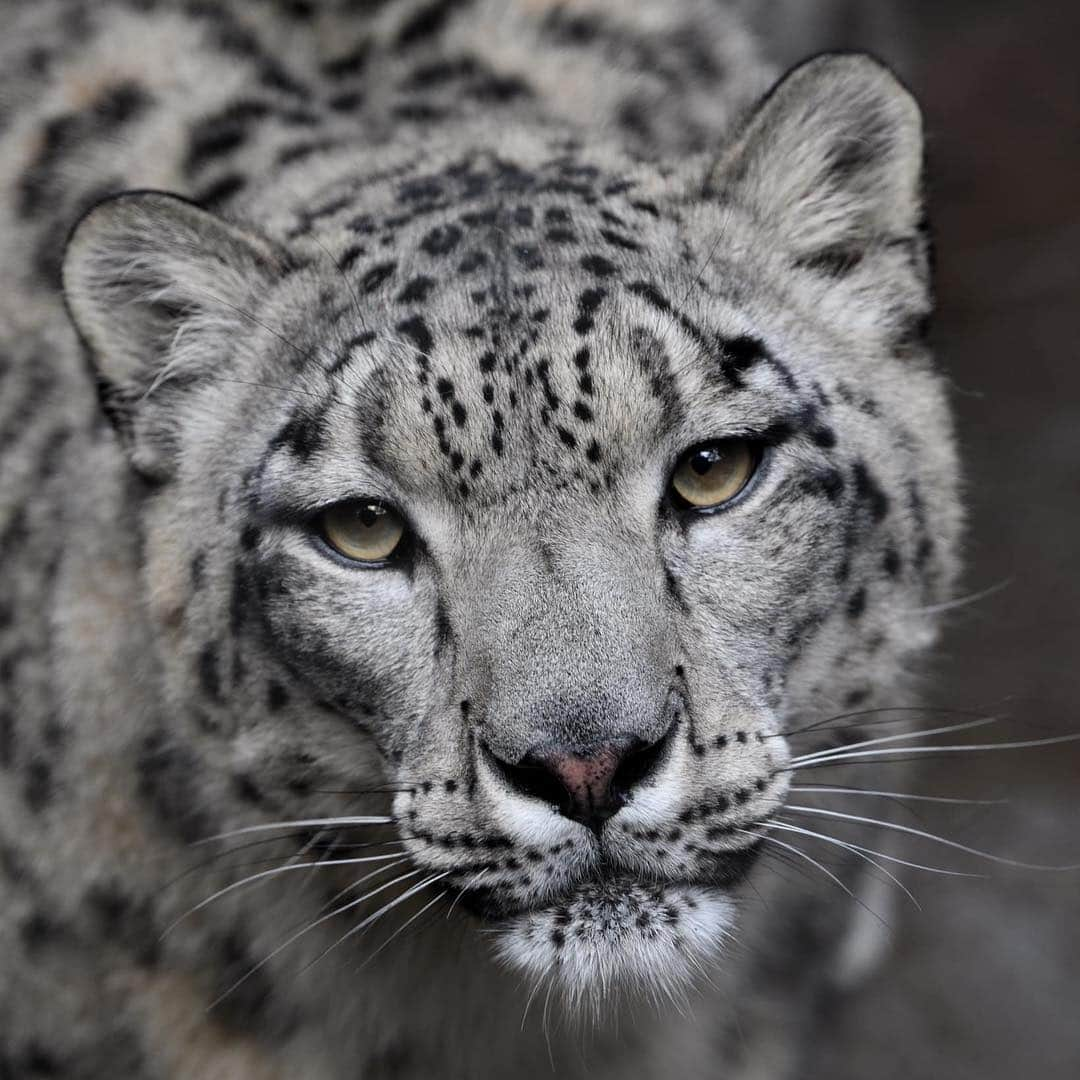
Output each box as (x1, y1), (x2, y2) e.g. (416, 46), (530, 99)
(670, 440), (758, 510)
(319, 500), (405, 563)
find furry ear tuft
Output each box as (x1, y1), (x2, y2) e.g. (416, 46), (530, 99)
(62, 190), (286, 478)
(711, 53), (925, 267)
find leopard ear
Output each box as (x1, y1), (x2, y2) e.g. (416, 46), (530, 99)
(62, 190), (288, 479)
(710, 53), (926, 273)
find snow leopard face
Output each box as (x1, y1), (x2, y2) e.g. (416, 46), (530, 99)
(63, 55), (959, 1002)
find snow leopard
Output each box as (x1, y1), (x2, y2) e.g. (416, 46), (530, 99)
(0, 1), (961, 1077)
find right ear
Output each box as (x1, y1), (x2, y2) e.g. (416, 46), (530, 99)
(63, 190), (289, 480)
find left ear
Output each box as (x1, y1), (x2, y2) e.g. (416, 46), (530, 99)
(63, 190), (289, 480)
(710, 53), (926, 274)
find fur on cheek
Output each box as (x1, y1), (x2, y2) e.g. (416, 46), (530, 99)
(493, 883), (734, 1007)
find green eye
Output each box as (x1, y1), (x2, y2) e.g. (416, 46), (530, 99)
(320, 500), (405, 563)
(670, 441), (758, 509)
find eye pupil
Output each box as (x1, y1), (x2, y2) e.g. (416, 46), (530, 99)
(690, 452), (714, 476)
(359, 504), (379, 528)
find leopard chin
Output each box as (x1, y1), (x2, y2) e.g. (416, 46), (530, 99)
(493, 881), (734, 1007)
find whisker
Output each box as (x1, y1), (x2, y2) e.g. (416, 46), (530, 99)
(446, 868), (492, 921)
(754, 823), (921, 909)
(357, 890), (448, 971)
(741, 829), (868, 913)
(198, 815), (393, 844)
(162, 837), (405, 897)
(208, 867), (425, 1011)
(767, 820), (982, 879)
(318, 855), (413, 915)
(300, 871), (452, 975)
(787, 730), (1080, 770)
(165, 851), (404, 936)
(894, 577), (1013, 616)
(775, 704), (987, 740)
(789, 785), (1007, 806)
(784, 806), (1080, 871)
(789, 715), (1002, 766)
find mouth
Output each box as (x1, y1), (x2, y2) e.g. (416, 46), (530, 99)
(464, 841), (765, 1001)
(492, 877), (736, 1004)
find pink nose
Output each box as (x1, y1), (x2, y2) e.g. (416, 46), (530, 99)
(537, 746), (625, 820)
(499, 738), (660, 830)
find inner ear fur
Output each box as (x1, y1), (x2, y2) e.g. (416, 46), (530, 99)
(710, 53), (925, 265)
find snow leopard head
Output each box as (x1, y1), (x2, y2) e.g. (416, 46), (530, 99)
(63, 54), (959, 1002)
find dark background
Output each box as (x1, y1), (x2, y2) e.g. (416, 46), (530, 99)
(766, 3), (1080, 1076)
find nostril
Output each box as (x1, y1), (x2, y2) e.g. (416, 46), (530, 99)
(610, 726), (674, 799)
(492, 755), (575, 816)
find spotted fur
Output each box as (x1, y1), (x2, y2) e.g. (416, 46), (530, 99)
(0, 2), (960, 1077)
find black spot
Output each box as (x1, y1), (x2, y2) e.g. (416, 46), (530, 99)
(421, 223), (463, 256)
(198, 642), (222, 702)
(572, 287), (607, 335)
(239, 525), (260, 551)
(137, 732), (211, 843)
(585, 440), (602, 464)
(85, 882), (160, 966)
(398, 317), (435, 365)
(195, 171), (247, 206)
(794, 246), (864, 277)
(580, 254), (616, 277)
(267, 681), (289, 711)
(397, 275), (436, 303)
(359, 260), (397, 293)
(627, 280), (670, 313)
(802, 467), (845, 502)
(719, 335), (769, 384)
(458, 250), (487, 273)
(322, 42), (372, 79)
(847, 588), (867, 619)
(599, 228), (639, 251)
(882, 546), (902, 578)
(852, 462), (890, 522)
(24, 759), (53, 812)
(396, 0), (472, 50)
(515, 244), (543, 270)
(270, 406), (325, 463)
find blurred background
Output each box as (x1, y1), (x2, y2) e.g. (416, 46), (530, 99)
(758, 2), (1080, 1076)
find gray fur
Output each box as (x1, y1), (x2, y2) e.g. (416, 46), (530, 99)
(0, 1), (960, 1077)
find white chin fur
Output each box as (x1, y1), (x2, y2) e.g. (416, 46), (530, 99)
(494, 882), (733, 1009)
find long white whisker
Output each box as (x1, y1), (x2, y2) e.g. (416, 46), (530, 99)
(790, 716), (1000, 766)
(446, 868), (492, 921)
(358, 890), (448, 971)
(776, 705), (984, 740)
(198, 816), (393, 844)
(753, 824), (921, 909)
(789, 786), (1007, 806)
(895, 577), (1013, 615)
(301, 871), (452, 974)
(319, 856), (412, 915)
(207, 868), (424, 1011)
(742, 829), (865, 910)
(165, 852), (404, 935)
(785, 806), (1080, 871)
(767, 821), (983, 878)
(788, 730), (1080, 769)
